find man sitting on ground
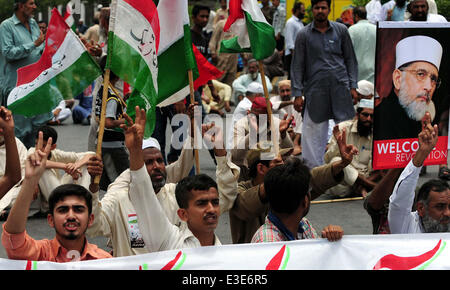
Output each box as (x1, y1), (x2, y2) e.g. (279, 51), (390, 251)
(324, 98), (383, 198)
(252, 157), (345, 243)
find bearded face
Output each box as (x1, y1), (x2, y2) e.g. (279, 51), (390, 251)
(398, 72), (436, 121)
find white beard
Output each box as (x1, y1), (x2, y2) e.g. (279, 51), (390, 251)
(398, 76), (435, 122)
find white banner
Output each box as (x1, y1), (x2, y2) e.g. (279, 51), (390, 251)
(1, 233), (449, 270)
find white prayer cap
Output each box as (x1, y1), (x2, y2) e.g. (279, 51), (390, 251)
(395, 35), (443, 70)
(356, 80), (374, 97)
(358, 98), (374, 109)
(142, 137), (161, 151)
(246, 82), (264, 94)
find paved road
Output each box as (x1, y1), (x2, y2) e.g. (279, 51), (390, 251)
(0, 111), (441, 258)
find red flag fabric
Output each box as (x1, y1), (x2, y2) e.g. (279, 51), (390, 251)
(16, 8), (70, 86)
(224, 0), (244, 32)
(192, 44), (223, 90)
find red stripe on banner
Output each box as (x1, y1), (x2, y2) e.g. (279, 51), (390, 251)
(123, 0), (160, 53)
(224, 0), (244, 31)
(372, 136), (448, 170)
(266, 245), (286, 270)
(161, 251), (182, 270)
(25, 260), (32, 270)
(373, 240), (441, 270)
(16, 8), (70, 86)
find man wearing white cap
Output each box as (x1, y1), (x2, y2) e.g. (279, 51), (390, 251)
(227, 82), (264, 150)
(231, 59), (272, 103)
(87, 111), (240, 257)
(374, 35), (443, 140)
(325, 98), (381, 198)
(354, 80), (375, 107)
(407, 0), (447, 22)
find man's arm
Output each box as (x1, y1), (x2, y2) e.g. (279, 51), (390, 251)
(388, 113), (438, 234)
(0, 107), (21, 198)
(310, 125), (358, 199)
(203, 123), (241, 214)
(123, 106), (180, 252)
(0, 22), (44, 61)
(4, 132), (52, 234)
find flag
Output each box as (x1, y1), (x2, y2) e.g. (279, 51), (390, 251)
(155, 0), (198, 107)
(7, 8), (102, 117)
(125, 0), (199, 137)
(192, 44), (223, 90)
(108, 0), (160, 102)
(63, 2), (76, 31)
(220, 0), (276, 60)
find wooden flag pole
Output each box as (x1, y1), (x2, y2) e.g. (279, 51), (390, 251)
(258, 60), (279, 155)
(94, 69), (111, 185)
(188, 69), (201, 174)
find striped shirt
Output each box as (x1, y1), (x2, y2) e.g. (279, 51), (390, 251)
(251, 216), (318, 243)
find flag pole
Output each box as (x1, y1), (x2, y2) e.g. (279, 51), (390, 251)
(258, 60), (279, 156)
(188, 69), (201, 174)
(94, 69), (111, 185)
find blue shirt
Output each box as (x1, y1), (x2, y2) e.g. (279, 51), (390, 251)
(291, 20), (358, 97)
(348, 20), (376, 84)
(0, 14), (43, 100)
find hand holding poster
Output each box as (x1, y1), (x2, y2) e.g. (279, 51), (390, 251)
(373, 22), (450, 170)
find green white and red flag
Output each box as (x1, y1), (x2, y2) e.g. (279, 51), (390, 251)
(220, 0), (276, 60)
(155, 0), (198, 107)
(7, 8), (101, 117)
(107, 0), (160, 102)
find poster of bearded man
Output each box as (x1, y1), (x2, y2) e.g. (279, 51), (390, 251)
(372, 22), (450, 170)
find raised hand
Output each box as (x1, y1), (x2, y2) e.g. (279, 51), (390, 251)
(121, 106), (146, 170)
(413, 112), (438, 167)
(279, 113), (294, 137)
(121, 106), (147, 153)
(0, 106), (14, 136)
(333, 125), (358, 167)
(26, 131), (52, 182)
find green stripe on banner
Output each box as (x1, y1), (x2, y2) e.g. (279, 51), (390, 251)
(244, 11), (276, 60)
(108, 32), (157, 100)
(8, 52), (100, 117)
(126, 88), (156, 138)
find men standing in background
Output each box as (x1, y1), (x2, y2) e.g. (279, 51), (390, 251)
(291, 0), (358, 169)
(284, 2), (305, 80)
(349, 6), (376, 84)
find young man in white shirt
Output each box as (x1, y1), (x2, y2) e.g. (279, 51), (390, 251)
(126, 107), (230, 251)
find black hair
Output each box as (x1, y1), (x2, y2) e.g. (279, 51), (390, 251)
(311, 0), (331, 8)
(36, 125), (58, 144)
(14, 0), (28, 11)
(293, 2), (304, 13)
(48, 184), (93, 215)
(175, 174), (218, 209)
(192, 5), (210, 17)
(353, 6), (367, 19)
(264, 157), (311, 214)
(99, 55), (118, 81)
(416, 179), (449, 205)
(248, 159), (270, 179)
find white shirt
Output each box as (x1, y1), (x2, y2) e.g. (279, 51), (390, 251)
(388, 160), (425, 234)
(129, 164), (229, 252)
(270, 95), (302, 134)
(284, 15), (304, 55)
(227, 97), (253, 150)
(366, 0), (382, 24)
